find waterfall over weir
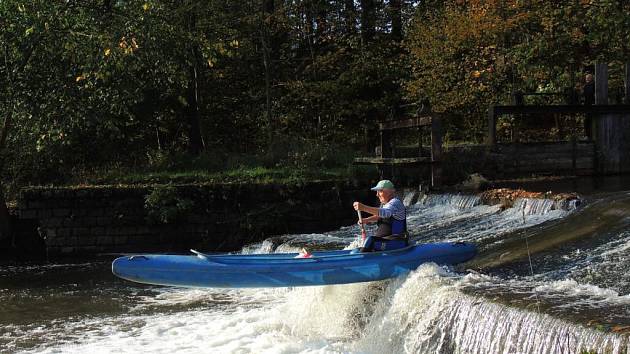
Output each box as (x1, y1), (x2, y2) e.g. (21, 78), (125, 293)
(419, 193), (482, 209)
(355, 265), (629, 354)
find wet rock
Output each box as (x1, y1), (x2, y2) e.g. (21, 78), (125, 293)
(480, 188), (579, 208)
(455, 173), (490, 192)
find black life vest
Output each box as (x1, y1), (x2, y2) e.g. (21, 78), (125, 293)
(375, 214), (408, 239)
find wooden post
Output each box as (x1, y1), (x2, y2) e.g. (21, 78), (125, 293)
(487, 105), (496, 146)
(571, 136), (577, 175)
(379, 129), (392, 179)
(380, 129), (391, 158)
(431, 116), (442, 188)
(593, 62), (608, 170)
(417, 126), (423, 157)
(595, 62), (608, 105)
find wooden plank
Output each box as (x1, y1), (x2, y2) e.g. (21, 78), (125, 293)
(571, 136), (577, 174)
(492, 104), (630, 115)
(500, 152), (593, 161)
(353, 157), (432, 165)
(491, 142), (594, 150)
(496, 146), (595, 156)
(509, 158), (594, 169)
(380, 129), (392, 158)
(498, 149), (595, 158)
(431, 116), (443, 188)
(417, 127), (423, 157)
(379, 116), (432, 130)
(595, 112), (630, 173)
(487, 106), (496, 146)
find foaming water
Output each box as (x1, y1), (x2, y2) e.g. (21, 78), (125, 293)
(420, 193), (482, 209)
(355, 265), (629, 354)
(20, 265), (627, 354)
(3, 190), (630, 353)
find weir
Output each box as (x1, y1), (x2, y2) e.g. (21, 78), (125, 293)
(4, 188), (629, 353)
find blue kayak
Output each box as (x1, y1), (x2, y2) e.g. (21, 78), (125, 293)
(111, 242), (476, 288)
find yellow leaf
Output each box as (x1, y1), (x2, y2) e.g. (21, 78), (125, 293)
(25, 27), (34, 36)
(104, 48), (111, 56)
(142, 3), (150, 11)
(76, 75), (85, 82)
(207, 59), (214, 68)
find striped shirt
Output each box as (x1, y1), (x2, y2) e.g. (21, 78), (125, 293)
(378, 197), (406, 220)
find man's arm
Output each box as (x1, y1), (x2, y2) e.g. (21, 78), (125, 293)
(353, 202), (380, 216)
(359, 215), (379, 224)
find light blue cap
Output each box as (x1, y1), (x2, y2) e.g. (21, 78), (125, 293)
(370, 180), (395, 191)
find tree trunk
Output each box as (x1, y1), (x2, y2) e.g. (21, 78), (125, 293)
(344, 0), (357, 35)
(262, 35), (273, 133)
(261, 0), (275, 136)
(0, 51), (13, 244)
(390, 0), (402, 41)
(185, 63), (204, 155)
(315, 0), (327, 45)
(0, 110), (11, 244)
(185, 9), (204, 155)
(360, 0), (375, 42)
(0, 182), (10, 245)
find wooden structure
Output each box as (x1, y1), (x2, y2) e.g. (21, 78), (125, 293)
(355, 62), (630, 186)
(354, 111), (443, 188)
(487, 104), (630, 146)
(487, 141), (596, 177)
(487, 62), (630, 175)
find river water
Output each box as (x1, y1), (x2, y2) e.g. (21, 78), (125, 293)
(1, 183), (630, 353)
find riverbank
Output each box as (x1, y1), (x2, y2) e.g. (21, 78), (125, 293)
(1, 174), (596, 261)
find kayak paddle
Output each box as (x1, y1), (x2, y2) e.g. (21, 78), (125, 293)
(357, 210), (367, 240)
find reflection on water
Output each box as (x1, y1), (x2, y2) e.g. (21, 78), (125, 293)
(1, 187), (630, 353)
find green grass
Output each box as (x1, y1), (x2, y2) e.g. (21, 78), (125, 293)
(58, 143), (380, 187)
(71, 165), (354, 186)
(6, 144), (378, 194)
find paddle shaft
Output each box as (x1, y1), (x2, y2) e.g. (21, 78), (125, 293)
(357, 210), (367, 240)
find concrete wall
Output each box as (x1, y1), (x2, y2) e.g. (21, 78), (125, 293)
(13, 181), (372, 257)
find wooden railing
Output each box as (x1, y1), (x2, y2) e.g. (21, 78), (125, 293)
(487, 104), (630, 146)
(354, 111), (443, 187)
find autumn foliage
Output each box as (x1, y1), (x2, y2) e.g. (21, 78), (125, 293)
(405, 0), (630, 142)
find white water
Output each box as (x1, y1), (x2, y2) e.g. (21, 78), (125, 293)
(6, 192), (630, 354)
(22, 265), (628, 354)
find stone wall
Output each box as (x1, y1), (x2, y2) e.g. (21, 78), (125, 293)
(14, 181), (372, 257)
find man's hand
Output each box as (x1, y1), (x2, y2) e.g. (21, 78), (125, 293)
(353, 201), (363, 212)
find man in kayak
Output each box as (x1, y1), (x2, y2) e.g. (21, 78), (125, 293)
(353, 180), (408, 252)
